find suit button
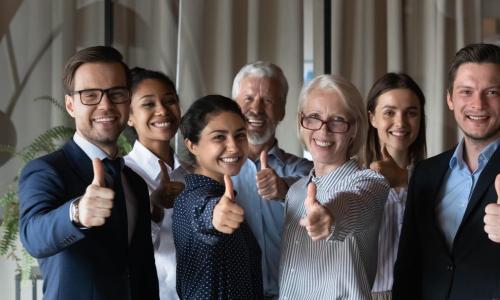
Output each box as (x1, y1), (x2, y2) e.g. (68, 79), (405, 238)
(446, 264), (454, 271)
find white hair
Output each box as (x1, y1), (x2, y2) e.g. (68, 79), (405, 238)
(231, 61), (289, 109)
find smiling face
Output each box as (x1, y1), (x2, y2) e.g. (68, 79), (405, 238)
(65, 62), (129, 154)
(235, 76), (285, 145)
(186, 111), (248, 183)
(369, 88), (421, 156)
(447, 63), (500, 148)
(128, 78), (181, 149)
(300, 88), (353, 176)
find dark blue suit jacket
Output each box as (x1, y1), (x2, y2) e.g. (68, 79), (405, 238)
(19, 139), (159, 300)
(393, 146), (500, 300)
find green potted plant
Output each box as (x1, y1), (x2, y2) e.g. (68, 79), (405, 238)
(0, 96), (132, 278)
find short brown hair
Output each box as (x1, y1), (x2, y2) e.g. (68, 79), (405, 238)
(447, 43), (500, 93)
(62, 46), (131, 94)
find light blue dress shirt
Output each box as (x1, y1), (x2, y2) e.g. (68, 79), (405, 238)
(73, 132), (109, 161)
(436, 138), (500, 249)
(232, 143), (312, 297)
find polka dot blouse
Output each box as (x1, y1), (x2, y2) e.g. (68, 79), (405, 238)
(173, 173), (263, 299)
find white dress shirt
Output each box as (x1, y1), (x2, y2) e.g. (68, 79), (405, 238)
(372, 187), (407, 293)
(125, 141), (188, 300)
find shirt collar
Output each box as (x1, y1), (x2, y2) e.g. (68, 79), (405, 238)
(308, 158), (359, 186)
(129, 140), (180, 181)
(73, 133), (110, 161)
(449, 137), (500, 170)
(266, 140), (286, 166)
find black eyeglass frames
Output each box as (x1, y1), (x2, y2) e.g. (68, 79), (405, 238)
(69, 87), (130, 106)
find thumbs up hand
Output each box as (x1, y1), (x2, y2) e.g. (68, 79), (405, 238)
(299, 182), (333, 241)
(78, 158), (115, 228)
(212, 175), (245, 234)
(256, 151), (288, 200)
(150, 160), (185, 210)
(369, 144), (408, 188)
(484, 174), (500, 243)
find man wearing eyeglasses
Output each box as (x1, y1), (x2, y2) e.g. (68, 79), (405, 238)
(230, 61), (313, 299)
(18, 46), (159, 300)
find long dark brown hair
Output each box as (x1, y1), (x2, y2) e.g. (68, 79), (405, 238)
(364, 72), (427, 166)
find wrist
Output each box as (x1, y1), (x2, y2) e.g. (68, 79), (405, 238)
(276, 178), (289, 200)
(70, 199), (81, 226)
(151, 204), (165, 223)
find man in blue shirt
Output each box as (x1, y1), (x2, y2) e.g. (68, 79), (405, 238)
(231, 61), (313, 299)
(393, 43), (500, 300)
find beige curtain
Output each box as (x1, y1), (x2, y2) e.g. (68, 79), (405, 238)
(314, 0), (482, 156)
(0, 0), (104, 191)
(113, 0), (305, 156)
(174, 0), (304, 155)
(2, 0), (304, 296)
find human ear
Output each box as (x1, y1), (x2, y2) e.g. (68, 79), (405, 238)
(368, 110), (377, 128)
(65, 95), (76, 118)
(184, 138), (198, 156)
(446, 92), (454, 111)
(127, 116), (134, 127)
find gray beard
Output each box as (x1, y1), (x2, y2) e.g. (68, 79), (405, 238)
(247, 125), (275, 145)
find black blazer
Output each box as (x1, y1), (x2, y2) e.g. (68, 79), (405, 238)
(19, 139), (159, 300)
(393, 146), (500, 300)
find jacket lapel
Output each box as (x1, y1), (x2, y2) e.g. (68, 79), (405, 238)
(427, 151), (455, 252)
(62, 139), (93, 185)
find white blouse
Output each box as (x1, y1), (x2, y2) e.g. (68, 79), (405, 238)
(125, 141), (188, 300)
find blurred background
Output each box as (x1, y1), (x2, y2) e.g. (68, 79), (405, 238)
(1, 0), (500, 298)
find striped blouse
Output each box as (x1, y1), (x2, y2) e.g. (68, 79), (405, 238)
(279, 159), (389, 300)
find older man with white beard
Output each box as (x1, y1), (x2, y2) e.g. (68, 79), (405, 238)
(231, 61), (313, 299)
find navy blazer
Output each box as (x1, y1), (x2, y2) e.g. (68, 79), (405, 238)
(393, 146), (500, 300)
(19, 139), (159, 300)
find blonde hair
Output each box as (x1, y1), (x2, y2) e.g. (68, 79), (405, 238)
(297, 74), (367, 159)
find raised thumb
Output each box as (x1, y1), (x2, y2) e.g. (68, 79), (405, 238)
(260, 150), (268, 170)
(92, 158), (105, 187)
(158, 160), (171, 183)
(223, 174), (234, 201)
(304, 182), (317, 211)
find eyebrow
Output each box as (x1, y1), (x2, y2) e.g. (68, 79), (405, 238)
(454, 84), (500, 90)
(139, 92), (176, 100)
(208, 129), (228, 135)
(305, 112), (347, 119)
(208, 127), (246, 135)
(381, 105), (419, 109)
(454, 85), (473, 90)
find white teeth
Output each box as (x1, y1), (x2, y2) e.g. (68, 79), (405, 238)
(314, 139), (333, 147)
(468, 115), (487, 120)
(390, 131), (408, 137)
(221, 157), (239, 163)
(94, 117), (114, 122)
(248, 119), (265, 127)
(152, 122), (170, 128)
